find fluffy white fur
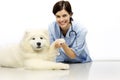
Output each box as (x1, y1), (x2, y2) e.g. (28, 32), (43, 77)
(0, 29), (69, 70)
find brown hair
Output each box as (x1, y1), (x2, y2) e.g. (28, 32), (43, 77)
(52, 0), (73, 22)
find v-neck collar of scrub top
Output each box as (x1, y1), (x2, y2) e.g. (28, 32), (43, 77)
(55, 22), (72, 38)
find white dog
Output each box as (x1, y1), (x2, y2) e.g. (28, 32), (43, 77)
(0, 29), (69, 70)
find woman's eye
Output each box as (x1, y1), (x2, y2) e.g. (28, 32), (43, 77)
(56, 16), (60, 18)
(63, 14), (67, 17)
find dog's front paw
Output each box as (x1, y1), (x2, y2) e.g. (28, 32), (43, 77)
(61, 63), (69, 70)
(58, 38), (65, 44)
(55, 63), (69, 70)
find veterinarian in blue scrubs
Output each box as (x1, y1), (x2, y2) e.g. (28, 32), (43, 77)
(48, 0), (92, 63)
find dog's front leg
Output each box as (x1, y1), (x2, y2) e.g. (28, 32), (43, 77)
(47, 42), (59, 61)
(24, 58), (69, 70)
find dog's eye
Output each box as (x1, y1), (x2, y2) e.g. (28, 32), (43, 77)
(40, 37), (43, 39)
(32, 38), (35, 40)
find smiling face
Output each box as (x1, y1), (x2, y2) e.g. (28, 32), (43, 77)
(55, 9), (72, 31)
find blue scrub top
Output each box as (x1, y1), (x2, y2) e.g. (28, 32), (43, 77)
(48, 21), (92, 63)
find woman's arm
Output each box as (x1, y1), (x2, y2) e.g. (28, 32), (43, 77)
(61, 42), (76, 59)
(54, 39), (76, 59)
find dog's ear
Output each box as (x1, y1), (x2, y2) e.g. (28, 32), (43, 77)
(43, 29), (49, 37)
(43, 29), (50, 38)
(24, 30), (30, 36)
(22, 29), (31, 40)
(24, 28), (35, 36)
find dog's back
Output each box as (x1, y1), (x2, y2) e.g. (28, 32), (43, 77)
(0, 44), (24, 68)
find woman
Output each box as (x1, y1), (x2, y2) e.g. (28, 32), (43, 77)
(48, 0), (92, 63)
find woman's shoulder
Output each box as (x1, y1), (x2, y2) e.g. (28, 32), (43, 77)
(48, 21), (56, 30)
(48, 21), (60, 33)
(72, 21), (88, 37)
(72, 21), (87, 31)
(48, 21), (57, 27)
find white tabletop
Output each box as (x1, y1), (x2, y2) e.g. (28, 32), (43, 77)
(0, 61), (120, 80)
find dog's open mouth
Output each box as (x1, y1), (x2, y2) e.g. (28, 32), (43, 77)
(37, 46), (41, 48)
(34, 46), (42, 52)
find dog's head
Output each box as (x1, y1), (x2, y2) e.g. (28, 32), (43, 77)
(20, 29), (50, 52)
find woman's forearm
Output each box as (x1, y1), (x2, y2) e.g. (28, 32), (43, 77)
(61, 43), (76, 59)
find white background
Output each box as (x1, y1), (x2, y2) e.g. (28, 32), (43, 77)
(0, 0), (120, 60)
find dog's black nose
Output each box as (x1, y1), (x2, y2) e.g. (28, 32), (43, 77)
(37, 42), (41, 46)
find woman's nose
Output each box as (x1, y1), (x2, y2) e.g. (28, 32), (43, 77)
(59, 17), (64, 21)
